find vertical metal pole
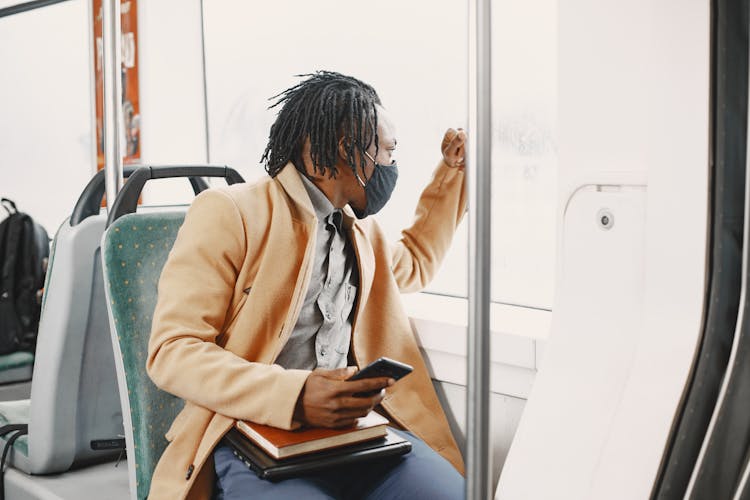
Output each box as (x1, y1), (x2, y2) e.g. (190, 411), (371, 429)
(199, 0), (211, 164)
(86, 0), (98, 178)
(466, 0), (492, 497)
(102, 0), (124, 208)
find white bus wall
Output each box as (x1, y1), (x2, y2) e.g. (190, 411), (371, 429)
(404, 293), (551, 490)
(433, 380), (527, 490)
(496, 0), (710, 499)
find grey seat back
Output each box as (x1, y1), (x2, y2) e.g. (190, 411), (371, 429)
(24, 211), (123, 473)
(2, 169), (147, 474)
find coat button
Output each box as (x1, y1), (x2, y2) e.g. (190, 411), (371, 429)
(186, 464), (194, 480)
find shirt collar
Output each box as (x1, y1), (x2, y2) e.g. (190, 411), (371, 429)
(276, 163), (358, 232)
(299, 173), (338, 222)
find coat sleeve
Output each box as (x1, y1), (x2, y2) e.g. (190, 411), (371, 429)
(146, 189), (309, 430)
(390, 161), (468, 293)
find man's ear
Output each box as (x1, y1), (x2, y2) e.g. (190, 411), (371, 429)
(338, 137), (351, 162)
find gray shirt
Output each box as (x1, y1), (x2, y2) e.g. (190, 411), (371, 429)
(274, 174), (359, 371)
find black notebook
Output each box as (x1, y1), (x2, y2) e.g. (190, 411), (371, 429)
(223, 427), (412, 481)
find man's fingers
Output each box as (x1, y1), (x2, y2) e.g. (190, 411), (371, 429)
(442, 128), (457, 149)
(330, 417), (358, 429)
(334, 407), (374, 422)
(334, 401), (374, 417)
(455, 130), (466, 147)
(442, 128), (467, 164)
(443, 127), (458, 143)
(338, 376), (392, 396)
(331, 395), (384, 424)
(328, 376), (391, 397)
(446, 131), (467, 153)
(337, 392), (385, 412)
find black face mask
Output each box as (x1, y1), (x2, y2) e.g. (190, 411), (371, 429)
(352, 151), (399, 219)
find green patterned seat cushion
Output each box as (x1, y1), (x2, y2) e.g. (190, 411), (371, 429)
(0, 351), (34, 385)
(0, 352), (34, 371)
(102, 212), (186, 499)
(0, 399), (30, 457)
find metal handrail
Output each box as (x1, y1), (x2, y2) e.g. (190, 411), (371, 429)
(466, 0), (492, 497)
(0, 0), (70, 19)
(102, 0), (124, 210)
(199, 0), (211, 164)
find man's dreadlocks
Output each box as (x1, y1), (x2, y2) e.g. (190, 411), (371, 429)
(261, 71), (381, 179)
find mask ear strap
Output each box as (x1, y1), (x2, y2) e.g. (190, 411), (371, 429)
(340, 137), (371, 187)
(357, 150), (378, 186)
(354, 170), (368, 188)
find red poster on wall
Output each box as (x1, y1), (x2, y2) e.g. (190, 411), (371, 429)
(93, 0), (140, 175)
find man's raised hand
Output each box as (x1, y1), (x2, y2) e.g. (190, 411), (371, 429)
(441, 128), (466, 169)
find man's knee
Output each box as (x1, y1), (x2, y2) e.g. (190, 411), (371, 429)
(391, 454), (464, 499)
(214, 444), (337, 499)
(366, 430), (465, 500)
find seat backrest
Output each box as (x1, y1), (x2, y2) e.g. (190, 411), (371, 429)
(25, 206), (122, 474)
(102, 211), (186, 500)
(101, 165), (243, 499)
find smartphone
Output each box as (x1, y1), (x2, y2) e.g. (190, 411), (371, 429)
(348, 357), (413, 381)
(347, 357), (413, 397)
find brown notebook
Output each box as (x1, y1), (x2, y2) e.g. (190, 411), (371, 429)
(235, 411), (389, 460)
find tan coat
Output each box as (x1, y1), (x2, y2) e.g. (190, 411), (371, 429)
(146, 161), (467, 499)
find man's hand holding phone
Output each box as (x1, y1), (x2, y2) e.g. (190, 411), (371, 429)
(346, 357), (413, 397)
(293, 358), (413, 429)
(294, 366), (393, 429)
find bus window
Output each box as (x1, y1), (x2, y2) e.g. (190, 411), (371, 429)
(0, 0), (94, 233)
(203, 0), (556, 310)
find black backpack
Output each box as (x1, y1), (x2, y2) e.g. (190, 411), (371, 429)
(0, 198), (50, 354)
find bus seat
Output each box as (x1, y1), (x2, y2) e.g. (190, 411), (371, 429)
(0, 175), (124, 475)
(0, 400), (30, 468)
(0, 352), (33, 387)
(0, 169), (209, 476)
(102, 211), (186, 500)
(101, 165), (244, 499)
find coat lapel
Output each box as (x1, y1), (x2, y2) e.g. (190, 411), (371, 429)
(274, 163), (317, 221)
(343, 208), (374, 333)
(269, 163), (319, 359)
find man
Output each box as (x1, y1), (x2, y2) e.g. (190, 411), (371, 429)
(147, 71), (468, 499)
